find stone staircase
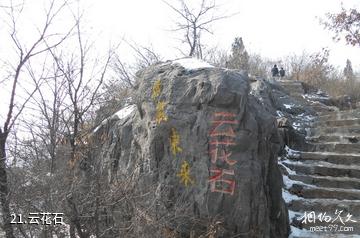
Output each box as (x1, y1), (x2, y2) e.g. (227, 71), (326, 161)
(277, 80), (360, 237)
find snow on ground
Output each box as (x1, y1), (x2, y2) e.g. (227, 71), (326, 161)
(302, 94), (329, 101)
(282, 189), (303, 203)
(285, 145), (300, 158)
(295, 113), (315, 122)
(172, 57), (214, 70)
(114, 104), (136, 120)
(24, 181), (32, 187)
(302, 150), (360, 157)
(283, 103), (295, 109)
(284, 172), (317, 189)
(283, 175), (297, 190)
(93, 104), (136, 133)
(292, 122), (301, 131)
(279, 160), (297, 176)
(276, 110), (285, 118)
(289, 225), (316, 238)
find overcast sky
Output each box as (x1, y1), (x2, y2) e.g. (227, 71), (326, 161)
(84, 0), (360, 69)
(1, 0), (360, 132)
(1, 0), (360, 69)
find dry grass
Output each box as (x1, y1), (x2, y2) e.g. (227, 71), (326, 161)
(321, 78), (360, 99)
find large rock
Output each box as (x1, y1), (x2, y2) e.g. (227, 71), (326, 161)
(92, 58), (289, 237)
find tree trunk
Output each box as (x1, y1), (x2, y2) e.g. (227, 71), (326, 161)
(67, 195), (87, 238)
(0, 132), (15, 238)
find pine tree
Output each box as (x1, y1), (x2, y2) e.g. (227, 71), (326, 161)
(227, 37), (249, 71)
(344, 59), (354, 80)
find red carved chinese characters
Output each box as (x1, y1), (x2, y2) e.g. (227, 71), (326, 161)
(209, 168), (236, 195)
(208, 112), (238, 195)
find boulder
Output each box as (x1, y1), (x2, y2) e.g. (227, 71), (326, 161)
(92, 58), (289, 238)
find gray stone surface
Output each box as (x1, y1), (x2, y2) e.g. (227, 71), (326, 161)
(92, 60), (289, 237)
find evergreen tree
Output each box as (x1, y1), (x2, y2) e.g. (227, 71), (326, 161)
(344, 59), (354, 80)
(227, 37), (249, 71)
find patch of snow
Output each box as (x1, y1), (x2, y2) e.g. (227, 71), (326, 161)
(292, 122), (301, 131)
(124, 96), (132, 104)
(93, 104), (136, 133)
(284, 103), (295, 109)
(284, 174), (315, 189)
(276, 110), (285, 118)
(282, 159), (305, 166)
(24, 181), (32, 187)
(114, 104), (136, 120)
(316, 89), (329, 96)
(283, 175), (297, 189)
(282, 189), (302, 203)
(288, 210), (304, 222)
(172, 57), (214, 70)
(295, 113), (315, 122)
(279, 160), (297, 175)
(304, 115), (315, 122)
(302, 94), (329, 100)
(304, 151), (360, 157)
(285, 145), (300, 158)
(93, 117), (111, 133)
(289, 225), (314, 238)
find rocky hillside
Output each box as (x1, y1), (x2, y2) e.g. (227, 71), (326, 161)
(91, 58), (290, 238)
(89, 58), (360, 238)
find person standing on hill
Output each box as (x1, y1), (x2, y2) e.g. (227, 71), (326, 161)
(271, 64), (279, 78)
(279, 67), (285, 78)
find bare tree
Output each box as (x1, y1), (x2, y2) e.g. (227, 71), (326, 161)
(321, 6), (360, 47)
(204, 45), (228, 67)
(0, 1), (74, 237)
(96, 41), (162, 124)
(44, 8), (115, 236)
(110, 41), (161, 89)
(163, 0), (232, 58)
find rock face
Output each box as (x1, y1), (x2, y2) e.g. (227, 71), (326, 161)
(92, 59), (289, 237)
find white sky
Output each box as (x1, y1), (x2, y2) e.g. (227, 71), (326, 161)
(1, 0), (360, 131)
(84, 0), (360, 69)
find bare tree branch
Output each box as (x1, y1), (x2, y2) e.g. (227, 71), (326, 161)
(163, 0), (234, 58)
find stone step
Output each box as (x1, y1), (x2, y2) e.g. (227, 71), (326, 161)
(314, 118), (360, 127)
(288, 174), (360, 189)
(312, 105), (337, 114)
(288, 183), (360, 200)
(318, 110), (360, 121)
(278, 84), (304, 94)
(277, 79), (303, 84)
(306, 135), (360, 144)
(286, 90), (305, 96)
(307, 126), (360, 137)
(278, 82), (304, 88)
(289, 151), (360, 166)
(282, 160), (360, 179)
(288, 198), (360, 216)
(307, 143), (360, 154)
